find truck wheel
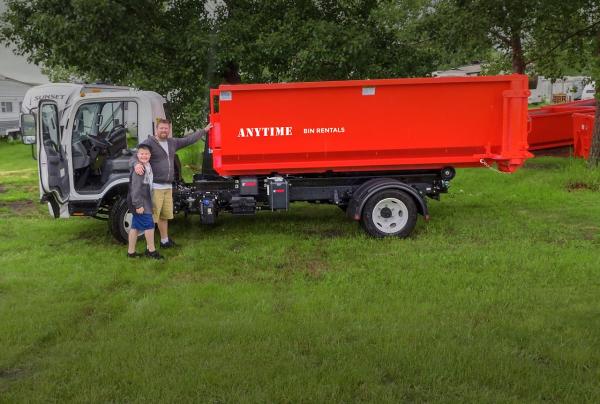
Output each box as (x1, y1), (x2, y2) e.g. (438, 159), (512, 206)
(109, 197), (131, 244)
(360, 189), (417, 238)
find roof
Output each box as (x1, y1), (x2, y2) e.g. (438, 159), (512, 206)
(0, 73), (38, 87)
(0, 46), (49, 85)
(432, 63), (483, 78)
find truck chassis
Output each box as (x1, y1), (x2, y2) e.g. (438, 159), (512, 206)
(70, 166), (453, 243)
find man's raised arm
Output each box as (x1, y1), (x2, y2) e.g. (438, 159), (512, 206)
(172, 123), (213, 150)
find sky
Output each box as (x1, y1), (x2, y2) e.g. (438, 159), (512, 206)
(0, 0), (49, 84)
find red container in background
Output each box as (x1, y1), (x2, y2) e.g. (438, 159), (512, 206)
(528, 99), (596, 151)
(573, 112), (597, 158)
(209, 75), (532, 176)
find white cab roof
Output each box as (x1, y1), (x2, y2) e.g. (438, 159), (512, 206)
(21, 83), (164, 114)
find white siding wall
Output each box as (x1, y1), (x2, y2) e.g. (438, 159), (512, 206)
(0, 78), (32, 134)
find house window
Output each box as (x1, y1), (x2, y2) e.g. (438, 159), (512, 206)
(1, 102), (13, 113)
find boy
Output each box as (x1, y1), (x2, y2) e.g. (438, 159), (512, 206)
(127, 144), (163, 259)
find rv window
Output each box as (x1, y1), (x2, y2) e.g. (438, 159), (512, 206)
(1, 102), (13, 113)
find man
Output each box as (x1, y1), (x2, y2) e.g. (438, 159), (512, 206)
(133, 118), (212, 248)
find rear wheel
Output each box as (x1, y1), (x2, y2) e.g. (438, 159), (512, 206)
(360, 189), (417, 238)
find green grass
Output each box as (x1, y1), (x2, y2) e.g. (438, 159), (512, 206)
(176, 140), (204, 181)
(1, 141), (600, 402)
(529, 101), (551, 109)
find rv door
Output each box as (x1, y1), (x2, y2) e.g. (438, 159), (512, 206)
(37, 100), (70, 218)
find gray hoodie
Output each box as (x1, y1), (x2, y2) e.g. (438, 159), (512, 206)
(131, 130), (206, 184)
(127, 163), (153, 213)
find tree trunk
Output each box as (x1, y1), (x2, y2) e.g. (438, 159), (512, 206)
(587, 87), (600, 166)
(510, 33), (526, 74)
(223, 61), (241, 84)
(587, 30), (600, 167)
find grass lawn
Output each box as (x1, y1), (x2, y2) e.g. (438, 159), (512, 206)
(1, 141), (600, 402)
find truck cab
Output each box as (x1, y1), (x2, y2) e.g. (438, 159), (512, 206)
(21, 83), (168, 240)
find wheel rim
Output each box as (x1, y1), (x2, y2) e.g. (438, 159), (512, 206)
(123, 211), (133, 234)
(372, 197), (409, 234)
(123, 210), (144, 238)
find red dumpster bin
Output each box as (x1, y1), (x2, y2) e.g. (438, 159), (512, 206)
(209, 75), (532, 176)
(528, 99), (596, 151)
(573, 112), (597, 158)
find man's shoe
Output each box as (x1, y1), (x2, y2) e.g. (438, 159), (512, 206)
(127, 252), (142, 258)
(160, 238), (177, 249)
(145, 249), (164, 260)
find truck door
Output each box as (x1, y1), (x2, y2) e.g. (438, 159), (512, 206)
(37, 100), (70, 218)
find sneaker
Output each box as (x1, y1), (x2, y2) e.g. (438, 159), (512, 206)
(145, 249), (164, 260)
(127, 252), (142, 258)
(160, 238), (177, 249)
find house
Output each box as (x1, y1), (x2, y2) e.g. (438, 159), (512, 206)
(0, 43), (49, 136)
(431, 63), (483, 77)
(0, 74), (38, 136)
(431, 62), (591, 104)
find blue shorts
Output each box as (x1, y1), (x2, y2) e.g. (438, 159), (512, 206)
(131, 213), (154, 231)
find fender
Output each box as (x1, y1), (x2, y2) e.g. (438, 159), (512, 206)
(99, 182), (129, 206)
(346, 178), (428, 221)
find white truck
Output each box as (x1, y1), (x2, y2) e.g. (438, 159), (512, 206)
(21, 83), (170, 241)
(22, 77), (531, 242)
(20, 81), (460, 242)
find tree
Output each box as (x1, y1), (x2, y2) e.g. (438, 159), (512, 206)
(427, 0), (600, 164)
(1, 0), (447, 132)
(213, 0), (446, 83)
(585, 29), (600, 165)
(525, 1), (600, 164)
(1, 0), (215, 132)
(423, 0), (595, 75)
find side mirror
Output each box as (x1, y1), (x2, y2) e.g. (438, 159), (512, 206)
(20, 113), (36, 145)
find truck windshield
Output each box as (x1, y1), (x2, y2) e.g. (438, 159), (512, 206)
(73, 101), (138, 145)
